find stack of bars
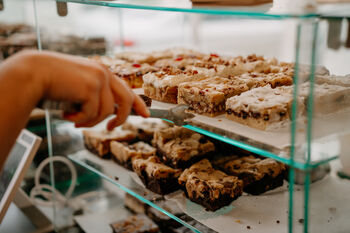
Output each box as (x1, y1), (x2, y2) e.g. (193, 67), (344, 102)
(83, 119), (287, 212)
(94, 48), (350, 131)
(91, 48), (350, 130)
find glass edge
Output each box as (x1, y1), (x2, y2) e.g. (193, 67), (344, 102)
(184, 124), (333, 170)
(68, 155), (202, 233)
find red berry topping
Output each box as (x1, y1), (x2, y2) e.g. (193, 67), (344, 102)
(132, 63), (141, 68)
(210, 53), (219, 58)
(175, 57), (183, 61)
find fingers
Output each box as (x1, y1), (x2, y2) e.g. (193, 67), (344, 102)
(133, 94), (150, 118)
(107, 77), (134, 130)
(64, 94), (99, 126)
(76, 77), (115, 128)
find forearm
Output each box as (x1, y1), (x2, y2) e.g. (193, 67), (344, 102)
(0, 51), (45, 171)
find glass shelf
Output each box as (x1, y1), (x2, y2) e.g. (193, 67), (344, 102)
(56, 0), (350, 19)
(68, 150), (350, 233)
(57, 0), (317, 19)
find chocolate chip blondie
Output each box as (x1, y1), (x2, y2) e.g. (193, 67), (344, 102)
(225, 85), (300, 130)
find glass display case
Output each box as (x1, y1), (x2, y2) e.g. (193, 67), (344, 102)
(2, 0), (350, 232)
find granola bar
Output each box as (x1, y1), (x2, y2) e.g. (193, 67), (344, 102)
(143, 66), (208, 104)
(111, 141), (156, 170)
(83, 129), (136, 158)
(178, 159), (243, 211)
(153, 127), (215, 169)
(212, 155), (286, 195)
(132, 156), (182, 195)
(178, 76), (250, 116)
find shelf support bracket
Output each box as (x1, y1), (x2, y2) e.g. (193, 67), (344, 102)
(56, 1), (68, 17)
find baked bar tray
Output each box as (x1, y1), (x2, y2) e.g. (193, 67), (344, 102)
(69, 150), (350, 233)
(134, 90), (345, 170)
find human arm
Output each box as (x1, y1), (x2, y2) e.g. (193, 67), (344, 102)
(0, 50), (149, 171)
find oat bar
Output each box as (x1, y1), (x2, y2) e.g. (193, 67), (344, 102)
(143, 67), (208, 104)
(212, 155), (286, 195)
(111, 141), (156, 170)
(132, 156), (182, 195)
(153, 127), (215, 169)
(178, 159), (243, 211)
(178, 76), (250, 116)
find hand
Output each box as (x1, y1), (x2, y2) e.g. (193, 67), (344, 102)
(28, 51), (149, 129)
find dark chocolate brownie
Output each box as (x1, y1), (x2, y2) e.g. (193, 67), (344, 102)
(152, 127), (215, 169)
(213, 155), (287, 195)
(178, 159), (243, 211)
(124, 193), (150, 214)
(146, 200), (185, 232)
(132, 156), (182, 195)
(110, 214), (159, 233)
(173, 220), (218, 233)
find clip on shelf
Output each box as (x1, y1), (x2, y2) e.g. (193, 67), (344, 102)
(327, 18), (342, 49)
(346, 18), (350, 48)
(56, 1), (68, 16)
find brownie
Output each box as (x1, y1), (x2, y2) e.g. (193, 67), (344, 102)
(212, 155), (287, 195)
(173, 220), (217, 233)
(152, 127), (215, 169)
(178, 159), (243, 211)
(83, 129), (136, 158)
(124, 193), (150, 214)
(146, 200), (185, 232)
(110, 214), (159, 233)
(132, 156), (182, 195)
(111, 141), (156, 170)
(122, 120), (170, 143)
